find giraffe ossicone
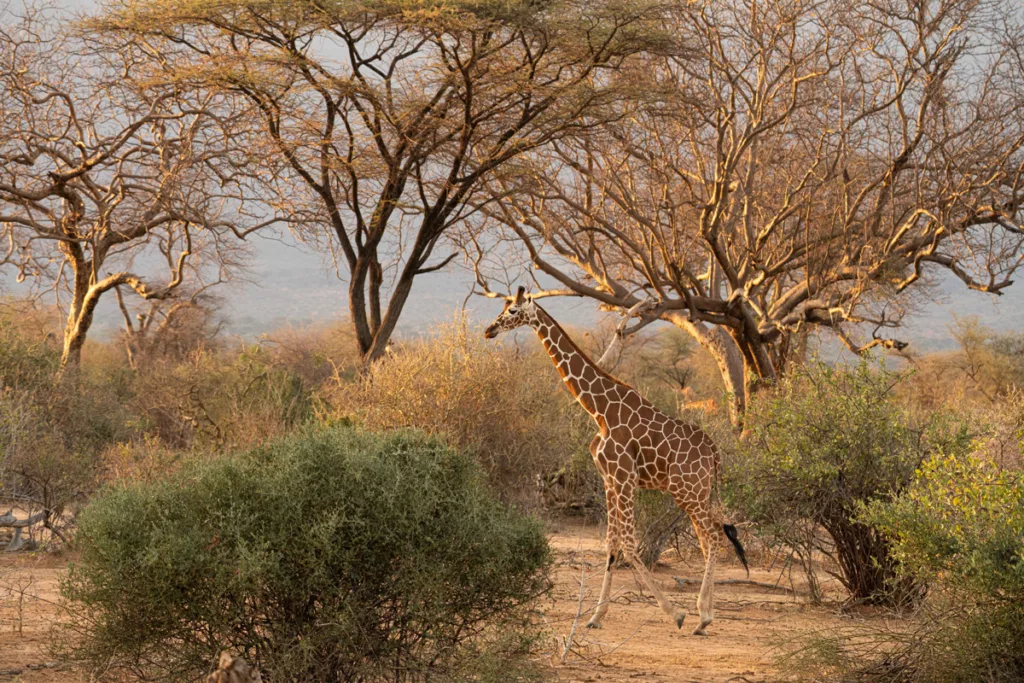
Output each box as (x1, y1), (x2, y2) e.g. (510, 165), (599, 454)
(485, 286), (748, 635)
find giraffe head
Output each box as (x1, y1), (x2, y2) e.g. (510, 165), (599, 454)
(484, 286), (536, 339)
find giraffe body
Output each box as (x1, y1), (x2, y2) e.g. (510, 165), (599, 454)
(485, 287), (747, 634)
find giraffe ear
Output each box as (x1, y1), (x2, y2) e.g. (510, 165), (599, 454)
(514, 285), (526, 306)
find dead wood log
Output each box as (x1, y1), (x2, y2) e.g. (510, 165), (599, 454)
(673, 576), (803, 595)
(1, 509), (45, 552)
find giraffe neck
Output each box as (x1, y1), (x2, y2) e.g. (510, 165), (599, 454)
(531, 305), (615, 419)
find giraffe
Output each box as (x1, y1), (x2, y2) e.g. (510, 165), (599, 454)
(485, 287), (747, 635)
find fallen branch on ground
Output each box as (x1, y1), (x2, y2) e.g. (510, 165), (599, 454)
(0, 662), (62, 676)
(0, 509), (45, 552)
(0, 510), (44, 528)
(673, 576), (804, 595)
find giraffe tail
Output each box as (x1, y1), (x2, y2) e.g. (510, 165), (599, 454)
(723, 523), (749, 576)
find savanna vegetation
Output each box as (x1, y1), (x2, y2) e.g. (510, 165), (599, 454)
(2, 299), (1022, 680)
(60, 427), (551, 682)
(2, 0), (1024, 681)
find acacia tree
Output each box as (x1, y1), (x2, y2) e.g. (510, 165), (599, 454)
(475, 0), (1024, 424)
(95, 0), (668, 365)
(0, 9), (274, 368)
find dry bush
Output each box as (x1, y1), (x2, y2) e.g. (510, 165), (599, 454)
(0, 386), (95, 548)
(0, 314), (138, 548)
(129, 345), (315, 450)
(332, 316), (593, 504)
(259, 322), (362, 388)
(0, 299), (61, 343)
(120, 322), (358, 452)
(908, 391), (1024, 471)
(632, 489), (688, 569)
(98, 436), (193, 486)
(114, 298), (226, 371)
(904, 317), (1024, 411)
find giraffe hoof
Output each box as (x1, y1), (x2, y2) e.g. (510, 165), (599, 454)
(692, 620), (712, 636)
(675, 612), (686, 630)
(585, 621), (602, 629)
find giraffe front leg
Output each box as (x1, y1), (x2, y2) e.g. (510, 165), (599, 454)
(587, 480), (618, 629)
(616, 475), (687, 630)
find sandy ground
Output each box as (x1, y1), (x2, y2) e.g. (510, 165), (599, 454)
(0, 522), (882, 682)
(0, 550), (74, 682)
(536, 522), (866, 683)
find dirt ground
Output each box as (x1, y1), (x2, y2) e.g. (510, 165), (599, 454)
(0, 521), (883, 682)
(0, 549), (71, 682)
(537, 522), (867, 683)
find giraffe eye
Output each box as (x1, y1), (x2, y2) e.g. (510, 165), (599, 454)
(508, 307), (518, 314)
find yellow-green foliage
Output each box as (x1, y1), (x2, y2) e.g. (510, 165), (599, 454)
(792, 422), (1024, 682)
(826, 449), (1024, 682)
(865, 451), (1024, 596)
(727, 361), (947, 605)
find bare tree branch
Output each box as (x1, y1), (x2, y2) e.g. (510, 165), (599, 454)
(477, 0), (1024, 424)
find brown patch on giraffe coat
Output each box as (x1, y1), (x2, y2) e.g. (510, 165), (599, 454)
(568, 354), (585, 378)
(623, 390), (643, 411)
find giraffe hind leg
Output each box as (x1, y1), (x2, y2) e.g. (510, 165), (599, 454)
(621, 537), (687, 629)
(691, 513), (722, 636)
(615, 474), (686, 630)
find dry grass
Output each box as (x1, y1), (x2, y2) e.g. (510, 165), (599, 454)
(330, 315), (593, 503)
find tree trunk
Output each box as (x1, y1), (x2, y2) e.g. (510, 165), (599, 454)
(60, 327), (86, 368)
(665, 312), (747, 426)
(60, 295), (102, 370)
(362, 272), (416, 366)
(823, 512), (923, 608)
(354, 212), (448, 369)
(58, 247), (93, 370)
(348, 260), (375, 358)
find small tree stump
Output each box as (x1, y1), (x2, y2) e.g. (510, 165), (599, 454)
(206, 652), (262, 683)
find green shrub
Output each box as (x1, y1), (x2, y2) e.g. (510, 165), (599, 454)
(855, 451), (1024, 681)
(59, 426), (551, 682)
(727, 361), (950, 605)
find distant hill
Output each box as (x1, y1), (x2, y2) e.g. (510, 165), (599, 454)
(898, 276), (1024, 352)
(2, 230), (1021, 351)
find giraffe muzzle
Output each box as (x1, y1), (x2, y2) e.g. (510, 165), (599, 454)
(483, 325), (499, 339)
